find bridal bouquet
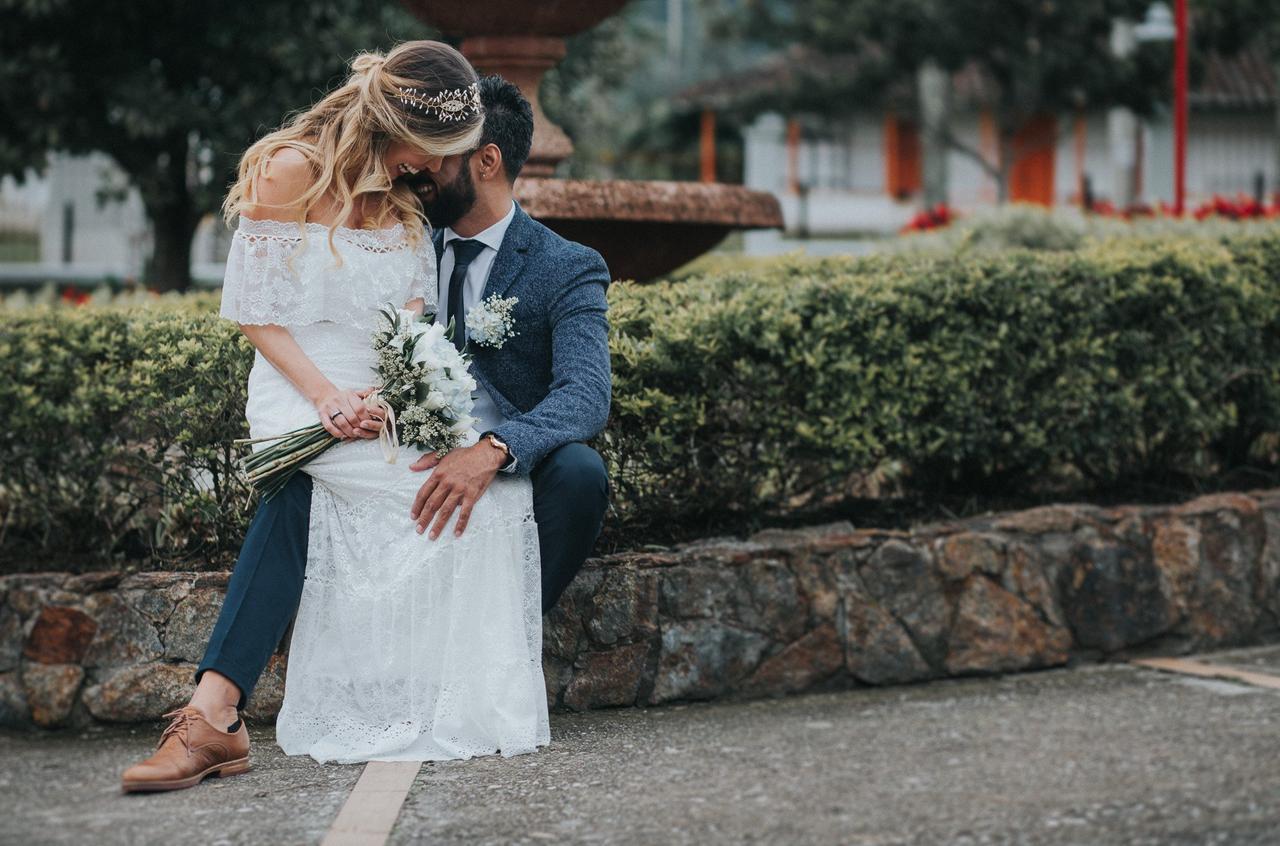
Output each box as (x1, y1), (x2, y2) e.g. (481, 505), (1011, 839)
(236, 305), (478, 499)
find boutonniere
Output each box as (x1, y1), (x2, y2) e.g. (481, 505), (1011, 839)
(466, 294), (519, 349)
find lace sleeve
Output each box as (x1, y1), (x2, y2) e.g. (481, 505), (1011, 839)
(218, 218), (311, 326)
(408, 235), (439, 313)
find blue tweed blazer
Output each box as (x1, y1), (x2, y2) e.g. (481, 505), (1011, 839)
(432, 202), (612, 476)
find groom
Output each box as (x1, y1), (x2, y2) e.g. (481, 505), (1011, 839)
(121, 76), (611, 792)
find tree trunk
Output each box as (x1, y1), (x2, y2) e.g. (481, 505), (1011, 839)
(1274, 61), (1280, 199)
(996, 133), (1013, 203)
(917, 60), (950, 207)
(137, 137), (201, 292)
(148, 205), (200, 292)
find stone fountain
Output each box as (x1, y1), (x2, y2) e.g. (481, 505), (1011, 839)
(402, 0), (783, 282)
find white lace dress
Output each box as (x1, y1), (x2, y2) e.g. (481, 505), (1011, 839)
(219, 217), (549, 764)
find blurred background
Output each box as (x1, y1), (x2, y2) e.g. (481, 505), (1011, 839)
(1, 0), (1278, 294)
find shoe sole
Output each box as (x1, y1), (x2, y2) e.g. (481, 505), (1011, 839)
(121, 757), (252, 793)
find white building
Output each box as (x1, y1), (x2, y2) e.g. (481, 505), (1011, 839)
(683, 47), (1278, 254)
(0, 153), (227, 288)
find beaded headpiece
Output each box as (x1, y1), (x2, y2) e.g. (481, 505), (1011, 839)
(395, 82), (482, 123)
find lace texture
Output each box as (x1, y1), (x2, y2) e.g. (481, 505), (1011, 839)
(219, 218), (437, 329)
(236, 238), (548, 765)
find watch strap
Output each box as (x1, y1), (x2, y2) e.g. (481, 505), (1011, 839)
(481, 431), (514, 470)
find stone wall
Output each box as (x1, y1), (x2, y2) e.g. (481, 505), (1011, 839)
(3, 490), (1278, 729)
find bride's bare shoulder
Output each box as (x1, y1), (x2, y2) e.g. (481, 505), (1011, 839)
(243, 147), (314, 222)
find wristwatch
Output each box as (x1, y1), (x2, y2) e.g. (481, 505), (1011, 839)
(481, 432), (515, 471)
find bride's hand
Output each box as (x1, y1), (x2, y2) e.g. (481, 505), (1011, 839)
(314, 386), (381, 440)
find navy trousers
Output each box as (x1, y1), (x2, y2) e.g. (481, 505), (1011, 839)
(196, 442), (608, 709)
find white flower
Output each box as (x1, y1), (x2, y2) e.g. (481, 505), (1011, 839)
(410, 328), (449, 368)
(466, 295), (519, 348)
(408, 319), (440, 341)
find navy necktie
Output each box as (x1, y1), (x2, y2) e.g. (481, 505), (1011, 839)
(447, 239), (486, 351)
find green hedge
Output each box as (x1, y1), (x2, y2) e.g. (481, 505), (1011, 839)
(2, 236), (1278, 568)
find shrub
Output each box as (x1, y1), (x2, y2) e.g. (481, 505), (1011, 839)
(605, 233), (1280, 533)
(0, 302), (252, 568)
(893, 204), (1280, 256)
(1, 234), (1277, 569)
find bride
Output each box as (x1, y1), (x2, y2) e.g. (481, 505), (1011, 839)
(215, 41), (547, 764)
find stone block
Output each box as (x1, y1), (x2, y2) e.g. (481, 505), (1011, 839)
(0, 605), (24, 672)
(584, 569), (659, 647)
(1058, 541), (1175, 653)
(1004, 543), (1067, 629)
(945, 576), (1071, 674)
(658, 566), (737, 620)
(22, 606), (98, 664)
(82, 593), (163, 668)
(993, 504), (1094, 535)
(786, 550), (841, 624)
(164, 588), (224, 663)
(841, 594), (933, 685)
(1150, 516), (1201, 617)
(936, 533), (1006, 582)
(564, 642), (649, 710)
(82, 662), (196, 723)
(21, 663), (84, 727)
(745, 623), (844, 696)
(0, 670), (30, 728)
(733, 558), (806, 642)
(649, 621), (769, 704)
(858, 540), (949, 666)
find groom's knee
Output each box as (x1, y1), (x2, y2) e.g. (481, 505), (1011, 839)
(267, 472), (313, 521)
(539, 443), (607, 512)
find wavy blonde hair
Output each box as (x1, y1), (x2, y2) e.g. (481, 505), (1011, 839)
(223, 41), (483, 252)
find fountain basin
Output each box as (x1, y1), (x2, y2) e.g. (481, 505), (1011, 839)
(515, 178), (782, 281)
(413, 1), (630, 37)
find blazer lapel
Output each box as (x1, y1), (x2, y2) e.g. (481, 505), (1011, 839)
(482, 202), (531, 301)
(467, 203), (530, 421)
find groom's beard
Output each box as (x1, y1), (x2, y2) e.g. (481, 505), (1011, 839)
(407, 158), (477, 230)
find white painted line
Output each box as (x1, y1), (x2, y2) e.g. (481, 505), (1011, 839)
(322, 761), (422, 846)
(1176, 677), (1262, 696)
(1131, 657), (1280, 691)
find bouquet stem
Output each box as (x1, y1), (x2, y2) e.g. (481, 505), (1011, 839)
(236, 423), (341, 501)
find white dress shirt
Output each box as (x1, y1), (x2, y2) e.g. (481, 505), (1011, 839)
(437, 200), (517, 466)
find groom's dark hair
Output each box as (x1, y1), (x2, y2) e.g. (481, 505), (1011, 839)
(477, 75), (533, 183)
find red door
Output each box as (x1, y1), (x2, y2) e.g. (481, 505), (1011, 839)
(1009, 115), (1057, 205)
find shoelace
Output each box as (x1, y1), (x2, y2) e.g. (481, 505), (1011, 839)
(157, 707), (195, 751)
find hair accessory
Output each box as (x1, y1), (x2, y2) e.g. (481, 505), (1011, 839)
(395, 82), (481, 123)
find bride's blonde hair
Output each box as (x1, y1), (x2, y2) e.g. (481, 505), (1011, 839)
(223, 41), (483, 249)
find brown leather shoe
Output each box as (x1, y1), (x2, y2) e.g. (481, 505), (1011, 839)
(121, 705), (251, 793)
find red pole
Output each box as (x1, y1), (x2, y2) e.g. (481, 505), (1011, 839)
(699, 109), (717, 183)
(1174, 0), (1188, 215)
(786, 118), (801, 195)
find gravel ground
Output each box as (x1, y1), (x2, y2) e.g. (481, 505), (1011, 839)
(4, 649), (1279, 846)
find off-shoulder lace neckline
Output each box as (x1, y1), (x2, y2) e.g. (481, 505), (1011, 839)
(238, 217), (408, 235)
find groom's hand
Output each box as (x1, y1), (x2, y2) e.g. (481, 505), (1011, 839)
(409, 442), (507, 539)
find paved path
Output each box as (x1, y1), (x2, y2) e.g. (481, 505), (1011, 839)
(5, 646), (1280, 845)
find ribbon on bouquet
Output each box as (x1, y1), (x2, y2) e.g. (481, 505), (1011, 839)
(363, 391), (400, 464)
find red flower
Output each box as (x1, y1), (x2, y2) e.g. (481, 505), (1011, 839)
(900, 203), (956, 233)
(60, 287), (91, 306)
